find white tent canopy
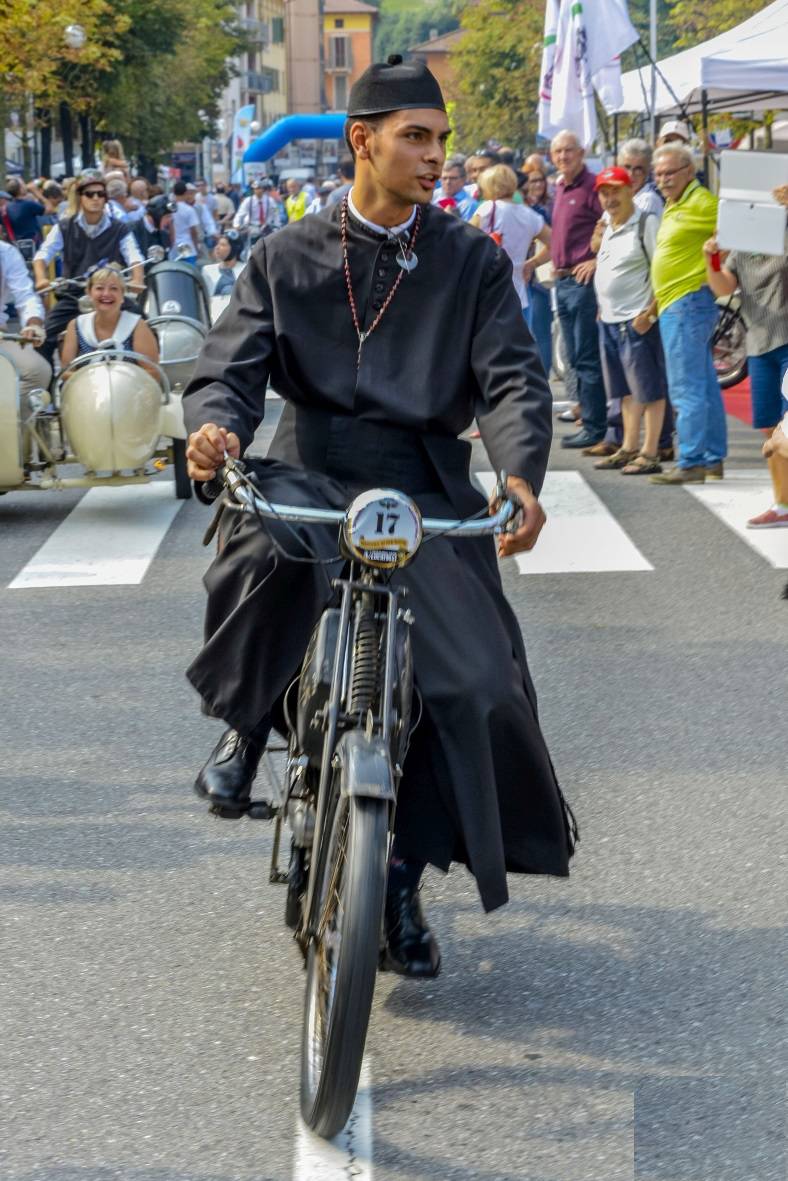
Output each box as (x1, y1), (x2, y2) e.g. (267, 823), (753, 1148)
(617, 0), (788, 116)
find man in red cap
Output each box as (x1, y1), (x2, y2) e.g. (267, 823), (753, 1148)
(590, 166), (669, 474)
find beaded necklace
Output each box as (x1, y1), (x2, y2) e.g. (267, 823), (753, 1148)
(340, 195), (422, 369)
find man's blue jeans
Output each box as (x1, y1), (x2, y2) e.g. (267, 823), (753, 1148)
(555, 275), (606, 438)
(659, 287), (727, 468)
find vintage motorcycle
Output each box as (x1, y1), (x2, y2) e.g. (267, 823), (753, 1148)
(200, 457), (520, 1138)
(143, 252), (212, 397)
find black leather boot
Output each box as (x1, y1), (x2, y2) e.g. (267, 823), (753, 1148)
(193, 723), (268, 817)
(382, 884), (442, 978)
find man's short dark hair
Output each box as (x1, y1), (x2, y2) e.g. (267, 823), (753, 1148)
(343, 115), (389, 159)
(473, 149), (500, 166)
(6, 177), (23, 198)
(172, 180), (187, 196)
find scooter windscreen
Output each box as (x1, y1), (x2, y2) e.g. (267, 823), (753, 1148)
(145, 261), (211, 327)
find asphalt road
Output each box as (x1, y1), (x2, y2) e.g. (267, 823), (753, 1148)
(1, 403), (785, 1181)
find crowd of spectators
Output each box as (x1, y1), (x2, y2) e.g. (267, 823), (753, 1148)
(2, 127), (787, 528)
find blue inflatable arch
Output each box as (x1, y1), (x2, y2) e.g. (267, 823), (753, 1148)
(242, 114), (348, 164)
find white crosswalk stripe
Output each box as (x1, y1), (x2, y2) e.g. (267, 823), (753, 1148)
(7, 482), (184, 590)
(293, 1058), (374, 1180)
(685, 470), (788, 569)
(475, 470), (654, 574)
(5, 467), (786, 592)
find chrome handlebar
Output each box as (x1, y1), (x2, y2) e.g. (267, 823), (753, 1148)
(211, 457), (520, 537)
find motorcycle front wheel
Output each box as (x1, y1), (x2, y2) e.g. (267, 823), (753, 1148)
(300, 791), (388, 1139)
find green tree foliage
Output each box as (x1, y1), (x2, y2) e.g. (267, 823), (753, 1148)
(93, 0), (245, 162)
(374, 0), (460, 62)
(449, 0), (544, 153)
(666, 0), (766, 48)
(0, 0), (127, 110)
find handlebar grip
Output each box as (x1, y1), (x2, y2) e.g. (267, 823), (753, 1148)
(194, 468), (226, 505)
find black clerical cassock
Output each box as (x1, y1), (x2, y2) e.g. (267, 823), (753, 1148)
(182, 201), (577, 912)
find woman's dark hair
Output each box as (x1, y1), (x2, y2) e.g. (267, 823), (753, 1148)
(526, 172), (548, 203)
(218, 232), (243, 262)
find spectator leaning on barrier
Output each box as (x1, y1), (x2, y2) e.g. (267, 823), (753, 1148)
(550, 129), (608, 450)
(591, 166), (669, 476)
(648, 143), (727, 485)
(702, 211), (788, 528)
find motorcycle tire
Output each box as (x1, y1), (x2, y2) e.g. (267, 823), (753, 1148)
(172, 438), (192, 499)
(300, 791), (388, 1139)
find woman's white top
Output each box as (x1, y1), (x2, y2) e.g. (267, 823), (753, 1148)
(475, 201), (545, 309)
(76, 310), (141, 352)
(202, 261), (246, 324)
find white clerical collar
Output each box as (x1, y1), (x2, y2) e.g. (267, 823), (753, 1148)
(347, 190), (417, 237)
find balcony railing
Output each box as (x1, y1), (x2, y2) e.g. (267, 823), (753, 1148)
(239, 18), (269, 45)
(245, 69), (276, 94)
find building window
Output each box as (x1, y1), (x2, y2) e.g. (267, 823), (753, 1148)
(328, 35), (351, 70)
(334, 18), (344, 27)
(334, 74), (348, 110)
(272, 16), (284, 43)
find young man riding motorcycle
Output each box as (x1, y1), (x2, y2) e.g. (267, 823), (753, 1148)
(32, 174), (145, 365)
(183, 56), (577, 978)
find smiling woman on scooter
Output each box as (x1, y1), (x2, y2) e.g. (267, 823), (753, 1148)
(59, 264), (160, 377)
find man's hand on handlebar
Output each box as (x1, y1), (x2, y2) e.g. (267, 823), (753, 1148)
(186, 423), (241, 481)
(493, 475), (546, 559)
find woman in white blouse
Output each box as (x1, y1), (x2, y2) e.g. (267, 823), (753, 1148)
(472, 165), (552, 329)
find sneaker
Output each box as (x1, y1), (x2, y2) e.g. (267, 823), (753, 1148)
(705, 462), (724, 480)
(649, 465), (706, 485)
(746, 506), (788, 529)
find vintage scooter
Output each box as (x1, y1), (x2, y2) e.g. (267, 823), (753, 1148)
(0, 330), (190, 498)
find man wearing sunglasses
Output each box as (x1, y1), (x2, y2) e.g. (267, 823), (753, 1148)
(32, 173), (144, 364)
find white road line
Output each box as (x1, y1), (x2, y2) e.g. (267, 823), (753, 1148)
(8, 482), (184, 590)
(293, 1058), (373, 1180)
(685, 470), (788, 569)
(475, 470), (653, 574)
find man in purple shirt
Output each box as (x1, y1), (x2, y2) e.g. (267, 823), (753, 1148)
(550, 130), (607, 447)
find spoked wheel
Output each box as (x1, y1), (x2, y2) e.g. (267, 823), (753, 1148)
(300, 792), (389, 1139)
(713, 306), (748, 389)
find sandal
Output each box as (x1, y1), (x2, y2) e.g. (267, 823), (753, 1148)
(621, 453), (663, 475)
(593, 447), (638, 470)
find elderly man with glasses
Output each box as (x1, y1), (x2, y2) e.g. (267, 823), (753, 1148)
(32, 173), (144, 365)
(435, 156), (477, 220)
(647, 143), (726, 485)
(618, 138), (663, 218)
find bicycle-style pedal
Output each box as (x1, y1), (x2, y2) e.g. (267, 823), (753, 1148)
(208, 798), (278, 821)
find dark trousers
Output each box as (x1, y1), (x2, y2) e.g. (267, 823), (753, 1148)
(39, 293), (81, 366)
(555, 275), (606, 438)
(529, 283), (553, 377)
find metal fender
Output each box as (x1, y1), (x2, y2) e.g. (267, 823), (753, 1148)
(0, 349), (24, 486)
(159, 390), (186, 440)
(61, 360), (163, 472)
(333, 730), (396, 802)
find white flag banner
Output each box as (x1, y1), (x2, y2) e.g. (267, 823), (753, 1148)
(550, 0), (597, 148)
(537, 0), (562, 140)
(584, 0), (637, 76)
(593, 57), (625, 114)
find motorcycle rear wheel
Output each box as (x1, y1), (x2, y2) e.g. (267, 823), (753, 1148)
(300, 791), (388, 1139)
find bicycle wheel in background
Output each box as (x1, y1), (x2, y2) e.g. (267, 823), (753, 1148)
(300, 790), (389, 1139)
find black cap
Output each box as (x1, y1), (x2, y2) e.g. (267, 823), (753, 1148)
(347, 53), (446, 118)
